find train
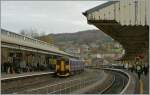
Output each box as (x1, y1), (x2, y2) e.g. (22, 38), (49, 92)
(55, 57), (84, 77)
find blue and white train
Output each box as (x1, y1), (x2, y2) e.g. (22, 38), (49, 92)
(56, 58), (84, 77)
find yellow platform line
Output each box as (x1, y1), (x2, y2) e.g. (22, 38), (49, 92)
(140, 79), (144, 94)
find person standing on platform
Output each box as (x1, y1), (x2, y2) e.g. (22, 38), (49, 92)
(135, 57), (143, 80)
(8, 57), (14, 74)
(3, 61), (9, 74)
(136, 64), (143, 79)
(37, 62), (40, 71)
(26, 63), (30, 72)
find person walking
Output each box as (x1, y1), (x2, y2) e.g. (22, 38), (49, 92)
(136, 64), (143, 79)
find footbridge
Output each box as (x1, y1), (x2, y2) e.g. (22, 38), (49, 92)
(83, 0), (149, 63)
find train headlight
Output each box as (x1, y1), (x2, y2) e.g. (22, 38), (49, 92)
(56, 65), (60, 70)
(65, 65), (70, 71)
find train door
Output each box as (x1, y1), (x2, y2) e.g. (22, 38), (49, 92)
(56, 58), (61, 75)
(65, 59), (70, 76)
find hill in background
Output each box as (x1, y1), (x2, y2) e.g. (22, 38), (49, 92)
(38, 29), (122, 55)
(48, 29), (113, 46)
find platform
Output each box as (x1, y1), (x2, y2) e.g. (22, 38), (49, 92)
(140, 74), (149, 94)
(1, 71), (54, 80)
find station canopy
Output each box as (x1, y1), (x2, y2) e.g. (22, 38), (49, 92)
(83, 1), (149, 61)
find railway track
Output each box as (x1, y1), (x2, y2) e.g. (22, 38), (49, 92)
(17, 69), (102, 94)
(2, 68), (129, 94)
(1, 69), (102, 94)
(1, 72), (56, 94)
(82, 68), (129, 94)
(100, 70), (128, 94)
(20, 75), (101, 94)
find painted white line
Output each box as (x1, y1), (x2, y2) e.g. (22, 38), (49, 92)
(1, 72), (54, 81)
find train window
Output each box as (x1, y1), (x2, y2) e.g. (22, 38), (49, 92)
(57, 59), (61, 65)
(9, 53), (14, 57)
(65, 60), (69, 65)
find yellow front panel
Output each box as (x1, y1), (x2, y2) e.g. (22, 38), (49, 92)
(65, 65), (70, 71)
(61, 61), (65, 72)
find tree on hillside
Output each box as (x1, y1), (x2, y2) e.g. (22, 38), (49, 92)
(38, 35), (54, 45)
(19, 28), (41, 38)
(19, 28), (55, 44)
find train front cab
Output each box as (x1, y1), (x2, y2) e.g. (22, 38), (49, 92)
(56, 58), (70, 77)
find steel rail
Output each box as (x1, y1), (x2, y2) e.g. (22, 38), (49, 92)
(102, 68), (130, 94)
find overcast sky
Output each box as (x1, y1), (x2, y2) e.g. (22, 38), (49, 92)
(1, 1), (107, 34)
